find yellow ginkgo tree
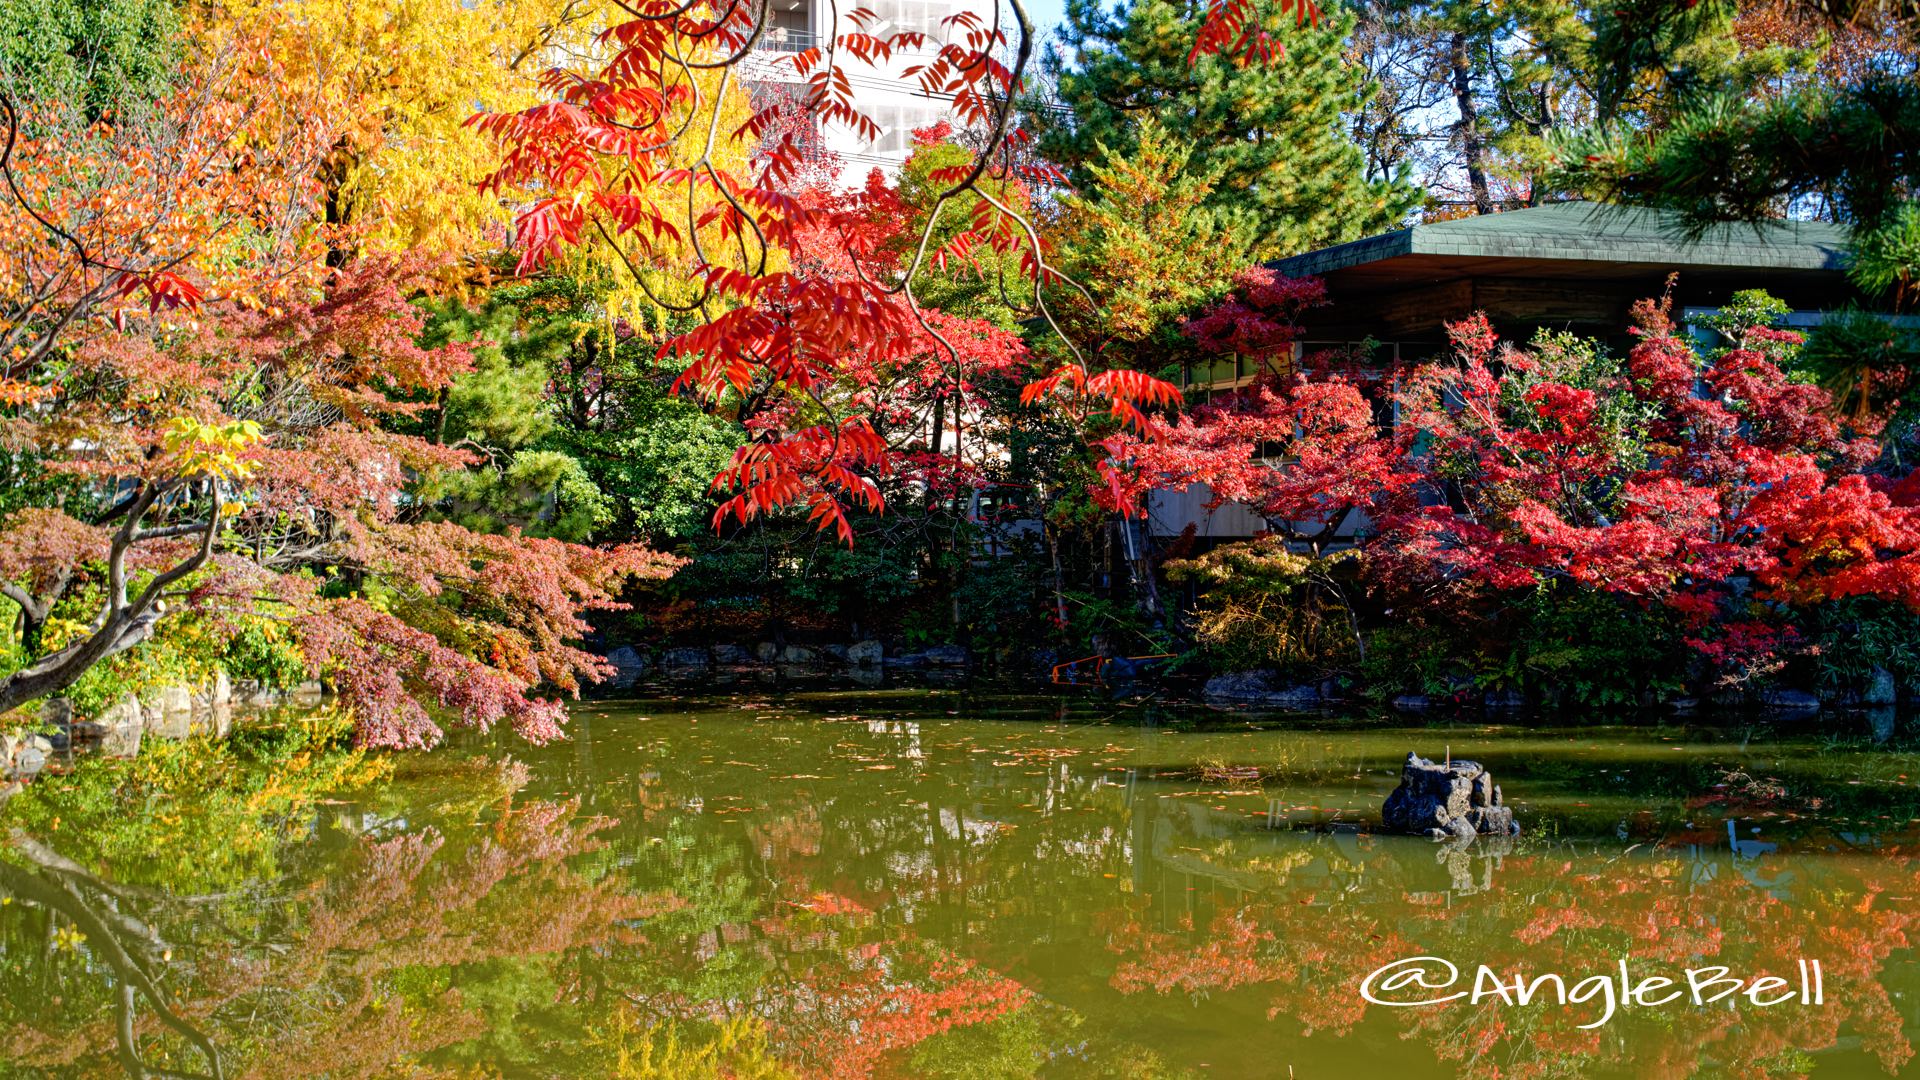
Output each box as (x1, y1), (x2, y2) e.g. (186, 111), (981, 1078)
(195, 0), (612, 261)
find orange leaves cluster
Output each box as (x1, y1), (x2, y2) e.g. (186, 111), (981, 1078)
(1749, 473), (1920, 609)
(709, 419), (891, 544)
(0, 509), (105, 590)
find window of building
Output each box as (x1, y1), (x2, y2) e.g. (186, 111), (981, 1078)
(857, 0), (954, 37)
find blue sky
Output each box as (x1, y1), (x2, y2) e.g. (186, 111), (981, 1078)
(1021, 0), (1067, 41)
(1012, 0), (1066, 54)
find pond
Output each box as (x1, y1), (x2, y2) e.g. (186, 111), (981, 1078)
(5, 678), (1920, 1079)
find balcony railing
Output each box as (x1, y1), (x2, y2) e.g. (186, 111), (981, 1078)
(755, 28), (818, 52)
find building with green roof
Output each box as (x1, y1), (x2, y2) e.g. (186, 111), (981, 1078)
(1179, 201), (1857, 397)
(1157, 202), (1858, 543)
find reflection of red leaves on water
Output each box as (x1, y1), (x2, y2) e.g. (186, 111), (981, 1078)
(1512, 899), (1606, 945)
(1100, 903), (1287, 996)
(787, 954), (1027, 1080)
(783, 891), (872, 917)
(750, 910), (1029, 1080)
(0, 795), (672, 1079)
(1096, 895), (1413, 1037)
(603, 871), (1032, 1080)
(1088, 836), (1920, 1080)
(748, 805), (824, 859)
(277, 797), (672, 980)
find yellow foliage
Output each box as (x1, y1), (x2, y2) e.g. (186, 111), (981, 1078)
(163, 416), (264, 482)
(192, 0), (611, 258)
(1164, 538), (1363, 672)
(37, 616), (91, 658)
(190, 0), (761, 301)
(599, 1010), (799, 1080)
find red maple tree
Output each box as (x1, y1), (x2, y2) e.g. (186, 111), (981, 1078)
(1097, 273), (1920, 675)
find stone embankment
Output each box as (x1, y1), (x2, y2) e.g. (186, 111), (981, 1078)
(1202, 666), (1913, 719)
(598, 640), (976, 687)
(2, 672), (329, 795)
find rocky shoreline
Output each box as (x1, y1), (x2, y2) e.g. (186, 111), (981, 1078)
(598, 639), (980, 687)
(2, 672), (331, 794)
(1199, 667), (1912, 719)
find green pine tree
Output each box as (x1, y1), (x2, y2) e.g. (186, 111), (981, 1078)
(1034, 0), (1420, 255)
(1043, 119), (1255, 372)
(411, 274), (738, 545)
(890, 128), (1029, 328)
(1343, 0), (1826, 215)
(1542, 0), (1899, 231)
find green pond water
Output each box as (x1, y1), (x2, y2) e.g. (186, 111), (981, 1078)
(8, 678), (1920, 1080)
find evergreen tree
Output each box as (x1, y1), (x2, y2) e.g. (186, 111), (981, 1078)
(890, 122), (1030, 329)
(1034, 0), (1420, 254)
(1344, 0), (1826, 215)
(415, 273), (741, 544)
(1544, 0), (1911, 231)
(1550, 73), (1920, 231)
(1044, 119), (1255, 372)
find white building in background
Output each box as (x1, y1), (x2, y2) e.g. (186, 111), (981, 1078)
(742, 0), (1003, 180)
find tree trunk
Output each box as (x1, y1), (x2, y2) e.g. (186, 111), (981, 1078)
(1450, 33), (1495, 216)
(320, 139), (361, 269)
(1048, 526), (1069, 628)
(1528, 84), (1554, 206)
(951, 392), (963, 466)
(20, 604), (46, 659)
(1123, 512), (1164, 618)
(0, 484), (218, 715)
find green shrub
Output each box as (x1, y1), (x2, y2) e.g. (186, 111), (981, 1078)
(1357, 622), (1475, 697)
(1510, 584), (1687, 706)
(1165, 539), (1363, 677)
(1807, 597), (1920, 689)
(1355, 583), (1686, 705)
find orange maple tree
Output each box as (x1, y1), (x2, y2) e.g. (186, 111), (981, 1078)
(0, 29), (679, 741)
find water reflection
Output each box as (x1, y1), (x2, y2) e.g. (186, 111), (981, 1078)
(4, 687), (1920, 1079)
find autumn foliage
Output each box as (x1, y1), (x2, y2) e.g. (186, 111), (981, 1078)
(1122, 273), (1920, 684)
(461, 0), (1255, 545)
(0, 37), (679, 743)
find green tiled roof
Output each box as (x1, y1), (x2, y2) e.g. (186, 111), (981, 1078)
(1272, 202), (1852, 278)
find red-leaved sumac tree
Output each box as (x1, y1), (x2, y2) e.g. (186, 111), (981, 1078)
(464, 0), (1318, 543)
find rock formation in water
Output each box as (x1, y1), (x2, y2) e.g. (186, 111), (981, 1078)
(1381, 752), (1519, 839)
